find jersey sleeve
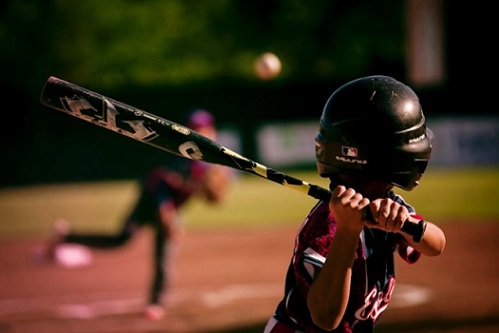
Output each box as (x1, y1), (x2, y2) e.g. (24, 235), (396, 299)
(294, 202), (335, 296)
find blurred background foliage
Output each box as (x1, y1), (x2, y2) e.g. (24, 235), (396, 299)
(2, 0), (406, 93)
(0, 0), (493, 186)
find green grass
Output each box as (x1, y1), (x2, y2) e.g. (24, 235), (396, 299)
(392, 166), (499, 220)
(0, 166), (497, 239)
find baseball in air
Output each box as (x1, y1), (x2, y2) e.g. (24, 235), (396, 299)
(254, 52), (282, 80)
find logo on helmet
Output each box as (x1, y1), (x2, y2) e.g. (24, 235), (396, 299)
(337, 146), (367, 164)
(342, 146), (358, 157)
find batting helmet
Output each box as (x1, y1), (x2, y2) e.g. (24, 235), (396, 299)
(315, 75), (432, 191)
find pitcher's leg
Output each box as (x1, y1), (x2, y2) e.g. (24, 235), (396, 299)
(145, 201), (181, 320)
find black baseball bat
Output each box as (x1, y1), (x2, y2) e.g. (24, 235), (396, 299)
(39, 76), (426, 242)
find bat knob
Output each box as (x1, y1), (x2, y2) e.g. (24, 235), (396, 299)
(402, 219), (427, 243)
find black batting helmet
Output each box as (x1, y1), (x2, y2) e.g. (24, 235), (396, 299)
(315, 75), (432, 191)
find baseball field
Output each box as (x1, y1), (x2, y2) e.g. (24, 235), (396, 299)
(0, 167), (498, 332)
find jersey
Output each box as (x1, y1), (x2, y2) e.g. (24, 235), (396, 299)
(270, 191), (421, 333)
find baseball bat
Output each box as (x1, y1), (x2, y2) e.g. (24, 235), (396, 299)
(40, 76), (426, 242)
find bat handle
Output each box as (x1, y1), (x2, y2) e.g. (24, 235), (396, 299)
(364, 209), (426, 242)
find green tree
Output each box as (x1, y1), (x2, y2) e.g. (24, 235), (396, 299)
(1, 0), (406, 94)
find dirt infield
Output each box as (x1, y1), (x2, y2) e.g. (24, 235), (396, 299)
(0, 221), (498, 333)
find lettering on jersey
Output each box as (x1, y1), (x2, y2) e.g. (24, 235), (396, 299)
(354, 277), (395, 322)
(60, 95), (158, 141)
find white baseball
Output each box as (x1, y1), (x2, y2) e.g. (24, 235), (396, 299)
(254, 52), (282, 80)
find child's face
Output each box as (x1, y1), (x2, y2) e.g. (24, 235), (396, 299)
(337, 174), (394, 200)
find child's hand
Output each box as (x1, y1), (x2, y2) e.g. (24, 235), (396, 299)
(329, 185), (370, 235)
(365, 198), (410, 232)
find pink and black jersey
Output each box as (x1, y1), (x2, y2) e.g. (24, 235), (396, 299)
(268, 191), (421, 333)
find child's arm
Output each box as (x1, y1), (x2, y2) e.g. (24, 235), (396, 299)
(367, 199), (446, 256)
(400, 217), (446, 256)
(307, 185), (368, 330)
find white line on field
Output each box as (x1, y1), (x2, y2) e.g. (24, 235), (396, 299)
(0, 283), (429, 319)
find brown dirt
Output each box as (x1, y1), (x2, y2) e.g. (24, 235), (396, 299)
(0, 221), (498, 333)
